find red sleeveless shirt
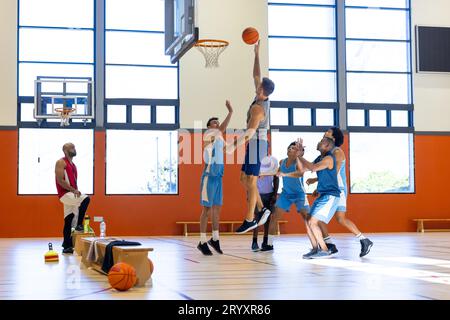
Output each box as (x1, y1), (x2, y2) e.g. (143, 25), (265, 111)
(56, 157), (78, 198)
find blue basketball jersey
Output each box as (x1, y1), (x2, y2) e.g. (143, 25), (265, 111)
(314, 152), (340, 197)
(203, 138), (224, 177)
(280, 158), (306, 196)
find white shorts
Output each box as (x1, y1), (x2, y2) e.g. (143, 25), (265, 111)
(59, 192), (88, 222)
(337, 190), (347, 213)
(310, 194), (340, 224)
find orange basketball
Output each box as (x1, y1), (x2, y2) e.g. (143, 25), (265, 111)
(108, 262), (137, 291)
(242, 27), (259, 45)
(148, 258), (154, 276)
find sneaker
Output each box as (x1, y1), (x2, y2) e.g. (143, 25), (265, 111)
(235, 220), (258, 234)
(326, 243), (338, 255)
(309, 249), (332, 259)
(74, 225), (84, 232)
(252, 242), (260, 252)
(207, 238), (223, 254)
(255, 211), (263, 225)
(257, 208), (272, 226)
(360, 238), (373, 257)
(62, 247), (74, 254)
(260, 243), (274, 252)
(197, 242), (213, 256)
(302, 247), (319, 259)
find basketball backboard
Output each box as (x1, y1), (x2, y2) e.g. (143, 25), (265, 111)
(165, 0), (199, 64)
(34, 76), (94, 124)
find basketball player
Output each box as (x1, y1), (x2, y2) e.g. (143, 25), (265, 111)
(55, 143), (90, 254)
(197, 100), (233, 256)
(306, 127), (373, 257)
(226, 41), (275, 234)
(297, 137), (341, 259)
(262, 142), (312, 252)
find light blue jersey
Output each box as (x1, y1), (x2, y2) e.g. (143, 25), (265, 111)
(200, 137), (224, 207)
(203, 137), (224, 177)
(332, 147), (347, 196)
(275, 158), (310, 213)
(331, 147), (347, 212)
(280, 158), (306, 196)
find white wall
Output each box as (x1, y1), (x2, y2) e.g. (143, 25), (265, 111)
(0, 0), (18, 126)
(179, 0), (268, 129)
(412, 0), (450, 132)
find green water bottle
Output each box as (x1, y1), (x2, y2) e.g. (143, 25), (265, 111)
(84, 215), (90, 233)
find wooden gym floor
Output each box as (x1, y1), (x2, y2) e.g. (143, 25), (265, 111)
(0, 233), (449, 300)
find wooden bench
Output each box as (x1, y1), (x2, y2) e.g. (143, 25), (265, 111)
(72, 231), (96, 256)
(81, 237), (153, 287)
(413, 219), (450, 233)
(176, 220), (288, 236)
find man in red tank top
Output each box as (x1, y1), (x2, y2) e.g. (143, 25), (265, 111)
(55, 143), (91, 254)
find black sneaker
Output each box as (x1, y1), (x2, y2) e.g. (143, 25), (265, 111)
(252, 242), (260, 252)
(74, 225), (84, 232)
(260, 243), (273, 252)
(326, 243), (338, 255)
(62, 247), (74, 254)
(257, 208), (272, 226)
(235, 220), (258, 234)
(207, 238), (223, 254)
(360, 238), (373, 257)
(197, 242), (213, 256)
(255, 211), (263, 225)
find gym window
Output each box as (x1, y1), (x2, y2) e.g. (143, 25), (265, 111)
(104, 0), (179, 194)
(106, 130), (178, 195)
(18, 0), (95, 128)
(18, 0), (179, 195)
(268, 1), (338, 132)
(18, 128), (94, 195)
(268, 0), (414, 194)
(345, 0), (415, 193)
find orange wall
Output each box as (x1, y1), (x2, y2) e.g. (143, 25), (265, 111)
(0, 130), (449, 237)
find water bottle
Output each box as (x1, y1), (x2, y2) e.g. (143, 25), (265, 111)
(84, 215), (90, 233)
(100, 219), (106, 238)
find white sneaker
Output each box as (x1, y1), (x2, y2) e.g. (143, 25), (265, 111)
(257, 208), (271, 226)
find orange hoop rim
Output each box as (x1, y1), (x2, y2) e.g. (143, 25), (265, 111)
(195, 39), (229, 48)
(55, 107), (76, 115)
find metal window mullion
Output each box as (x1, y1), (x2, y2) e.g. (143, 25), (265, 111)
(288, 107), (294, 127)
(337, 0), (347, 131)
(126, 104), (132, 124)
(386, 110), (392, 128)
(151, 105), (157, 124)
(311, 108), (317, 127)
(345, 6), (409, 11)
(95, 0), (105, 128)
(364, 109), (370, 127)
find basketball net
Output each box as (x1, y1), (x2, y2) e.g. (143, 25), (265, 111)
(195, 39), (229, 68)
(55, 107), (76, 127)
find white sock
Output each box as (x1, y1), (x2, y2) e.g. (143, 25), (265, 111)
(212, 230), (219, 241)
(324, 236), (333, 244)
(267, 235), (274, 246)
(356, 233), (366, 240)
(200, 233), (207, 244)
(246, 218), (254, 223)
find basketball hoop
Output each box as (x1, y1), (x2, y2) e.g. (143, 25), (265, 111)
(195, 39), (229, 68)
(55, 107), (76, 127)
